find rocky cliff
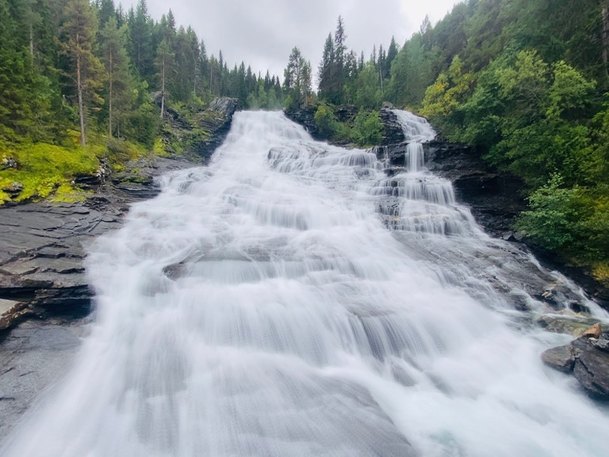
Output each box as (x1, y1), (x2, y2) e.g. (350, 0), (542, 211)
(0, 98), (238, 334)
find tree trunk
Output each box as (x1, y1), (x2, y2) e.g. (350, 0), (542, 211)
(108, 53), (113, 138)
(193, 57), (197, 98)
(76, 33), (86, 146)
(160, 57), (165, 119)
(29, 23), (34, 65)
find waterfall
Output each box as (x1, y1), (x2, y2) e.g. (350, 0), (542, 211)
(3, 110), (608, 457)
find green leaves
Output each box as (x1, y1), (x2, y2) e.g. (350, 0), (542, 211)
(517, 174), (580, 251)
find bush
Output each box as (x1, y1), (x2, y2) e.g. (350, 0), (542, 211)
(314, 104), (339, 138)
(352, 111), (382, 146)
(516, 174), (582, 251)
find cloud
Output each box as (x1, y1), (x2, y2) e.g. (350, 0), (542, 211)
(119, 0), (461, 78)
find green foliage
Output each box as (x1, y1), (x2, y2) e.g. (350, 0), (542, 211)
(351, 111), (382, 146)
(420, 57), (475, 135)
(283, 47), (312, 110)
(314, 104), (340, 139)
(517, 176), (609, 264)
(349, 63), (382, 109)
(517, 175), (581, 250)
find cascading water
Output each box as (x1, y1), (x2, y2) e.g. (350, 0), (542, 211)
(3, 110), (609, 457)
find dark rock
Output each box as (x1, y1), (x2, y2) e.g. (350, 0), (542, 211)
(542, 344), (575, 373)
(2, 182), (23, 198)
(285, 105), (321, 139)
(542, 330), (609, 400)
(1, 156), (18, 170)
(572, 335), (609, 400)
(207, 97), (240, 115)
(379, 108), (406, 145)
(334, 104), (358, 123)
(0, 320), (85, 438)
(191, 98), (239, 160)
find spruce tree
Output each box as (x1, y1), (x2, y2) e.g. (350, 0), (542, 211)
(60, 0), (104, 145)
(101, 17), (133, 137)
(318, 34), (335, 101)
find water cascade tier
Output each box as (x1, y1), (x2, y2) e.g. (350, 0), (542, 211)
(3, 111), (609, 457)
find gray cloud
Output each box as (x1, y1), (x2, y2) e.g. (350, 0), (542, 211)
(120, 0), (460, 79)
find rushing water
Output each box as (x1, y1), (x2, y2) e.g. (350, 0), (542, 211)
(3, 111), (609, 457)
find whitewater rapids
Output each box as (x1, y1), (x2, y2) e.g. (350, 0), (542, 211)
(2, 110), (609, 457)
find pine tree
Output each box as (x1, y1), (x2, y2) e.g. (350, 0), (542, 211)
(60, 0), (104, 145)
(156, 38), (173, 118)
(128, 0), (153, 79)
(284, 47), (311, 109)
(101, 17), (133, 137)
(318, 33), (335, 100)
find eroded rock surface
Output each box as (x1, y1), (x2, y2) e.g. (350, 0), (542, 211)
(0, 157), (192, 332)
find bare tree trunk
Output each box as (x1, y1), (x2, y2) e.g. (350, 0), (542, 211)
(160, 57), (166, 119)
(29, 23), (34, 65)
(108, 53), (113, 138)
(193, 57), (197, 98)
(76, 33), (86, 146)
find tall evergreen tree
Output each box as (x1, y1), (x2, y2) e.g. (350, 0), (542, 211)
(128, 0), (153, 79)
(101, 16), (133, 137)
(318, 33), (335, 99)
(60, 0), (104, 145)
(284, 47), (312, 109)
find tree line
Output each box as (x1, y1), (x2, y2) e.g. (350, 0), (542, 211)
(0, 0), (283, 148)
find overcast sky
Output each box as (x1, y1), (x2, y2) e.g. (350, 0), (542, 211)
(120, 0), (462, 78)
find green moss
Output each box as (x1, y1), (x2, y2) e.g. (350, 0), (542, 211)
(0, 141), (99, 205)
(153, 137), (170, 157)
(50, 182), (92, 203)
(592, 263), (609, 284)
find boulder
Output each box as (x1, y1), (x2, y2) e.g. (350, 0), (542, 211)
(542, 327), (609, 400)
(541, 344), (575, 373)
(572, 335), (609, 400)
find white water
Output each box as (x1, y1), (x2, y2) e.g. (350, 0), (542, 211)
(3, 111), (609, 456)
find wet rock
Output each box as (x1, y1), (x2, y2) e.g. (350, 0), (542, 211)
(0, 320), (85, 438)
(379, 108), (406, 145)
(542, 328), (609, 400)
(285, 105), (320, 139)
(571, 335), (609, 400)
(536, 315), (600, 336)
(542, 344), (575, 373)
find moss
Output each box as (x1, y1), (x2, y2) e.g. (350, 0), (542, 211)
(592, 263), (609, 284)
(153, 137), (170, 157)
(0, 141), (98, 205)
